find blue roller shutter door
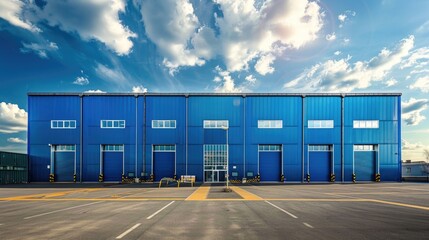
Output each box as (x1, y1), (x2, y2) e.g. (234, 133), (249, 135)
(355, 151), (376, 181)
(260, 152), (281, 181)
(54, 152), (74, 182)
(309, 152), (330, 182)
(103, 152), (122, 182)
(154, 152), (175, 181)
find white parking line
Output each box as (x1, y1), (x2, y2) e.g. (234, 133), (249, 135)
(147, 201), (175, 220)
(24, 201), (102, 220)
(303, 222), (314, 228)
(116, 223), (141, 239)
(265, 200), (298, 219)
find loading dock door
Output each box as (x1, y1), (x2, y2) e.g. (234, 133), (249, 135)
(259, 151), (281, 181)
(54, 151), (74, 182)
(103, 152), (123, 182)
(154, 152), (175, 181)
(355, 151), (376, 181)
(309, 152), (330, 181)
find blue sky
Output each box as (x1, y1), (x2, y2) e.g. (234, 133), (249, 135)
(0, 0), (428, 160)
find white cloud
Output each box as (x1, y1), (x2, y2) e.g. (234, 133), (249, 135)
(409, 76), (429, 92)
(0, 102), (27, 134)
(132, 85), (148, 93)
(141, 0), (324, 74)
(334, 51), (341, 56)
(401, 47), (429, 69)
(95, 63), (127, 85)
(326, 33), (336, 41)
(215, 0), (323, 72)
(402, 98), (428, 126)
(284, 35), (415, 92)
(73, 76), (89, 85)
(141, 0), (208, 75)
(402, 139), (429, 161)
(343, 38), (350, 44)
(338, 10), (355, 28)
(213, 66), (242, 93)
(36, 0), (136, 56)
(0, 0), (40, 32)
(385, 78), (398, 87)
(20, 41), (58, 59)
(84, 89), (105, 93)
(245, 75), (257, 84)
(417, 20), (429, 33)
(255, 54), (275, 75)
(338, 14), (347, 23)
(7, 137), (27, 144)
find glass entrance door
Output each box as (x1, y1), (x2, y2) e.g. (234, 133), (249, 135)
(204, 144), (228, 182)
(204, 170), (226, 182)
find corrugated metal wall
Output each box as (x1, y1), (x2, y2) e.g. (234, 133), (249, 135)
(28, 96), (80, 182)
(28, 94), (401, 182)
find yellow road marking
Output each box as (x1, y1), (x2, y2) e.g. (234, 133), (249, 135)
(369, 199), (429, 211)
(0, 198), (185, 201)
(185, 186), (210, 200)
(3, 188), (104, 200)
(230, 186), (263, 200)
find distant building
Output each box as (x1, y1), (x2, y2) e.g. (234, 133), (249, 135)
(28, 93), (402, 183)
(402, 160), (429, 182)
(0, 151), (28, 184)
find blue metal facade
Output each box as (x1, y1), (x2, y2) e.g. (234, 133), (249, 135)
(28, 93), (401, 182)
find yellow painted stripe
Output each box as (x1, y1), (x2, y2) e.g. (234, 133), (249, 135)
(4, 188), (104, 200)
(370, 199), (429, 211)
(230, 186), (263, 200)
(185, 186), (210, 200)
(0, 198), (184, 201)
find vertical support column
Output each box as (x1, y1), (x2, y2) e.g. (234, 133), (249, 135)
(185, 95), (189, 175)
(243, 95), (246, 178)
(143, 94), (146, 178)
(301, 95), (306, 183)
(397, 95), (402, 181)
(135, 95), (138, 179)
(341, 94), (345, 182)
(79, 94), (83, 182)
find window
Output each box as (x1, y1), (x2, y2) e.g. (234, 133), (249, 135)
(308, 120), (334, 128)
(102, 144), (124, 151)
(203, 120), (229, 128)
(153, 145), (176, 152)
(152, 120), (176, 129)
(51, 120), (76, 129)
(101, 120), (125, 128)
(353, 120), (379, 129)
(54, 145), (76, 151)
(308, 145), (332, 151)
(406, 167), (411, 173)
(204, 144), (227, 170)
(258, 144), (281, 151)
(258, 120), (283, 128)
(353, 145), (377, 151)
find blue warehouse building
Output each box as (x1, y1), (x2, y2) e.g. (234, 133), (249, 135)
(27, 93), (402, 183)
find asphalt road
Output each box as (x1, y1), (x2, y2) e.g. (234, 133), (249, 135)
(0, 182), (428, 239)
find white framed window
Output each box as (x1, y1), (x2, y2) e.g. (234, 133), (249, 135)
(203, 120), (229, 129)
(308, 145), (332, 151)
(54, 145), (76, 151)
(308, 120), (334, 128)
(258, 120), (283, 128)
(153, 145), (176, 152)
(152, 120), (176, 129)
(353, 145), (377, 151)
(353, 120), (379, 129)
(51, 120), (76, 129)
(102, 144), (124, 151)
(101, 120), (125, 128)
(258, 144), (281, 151)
